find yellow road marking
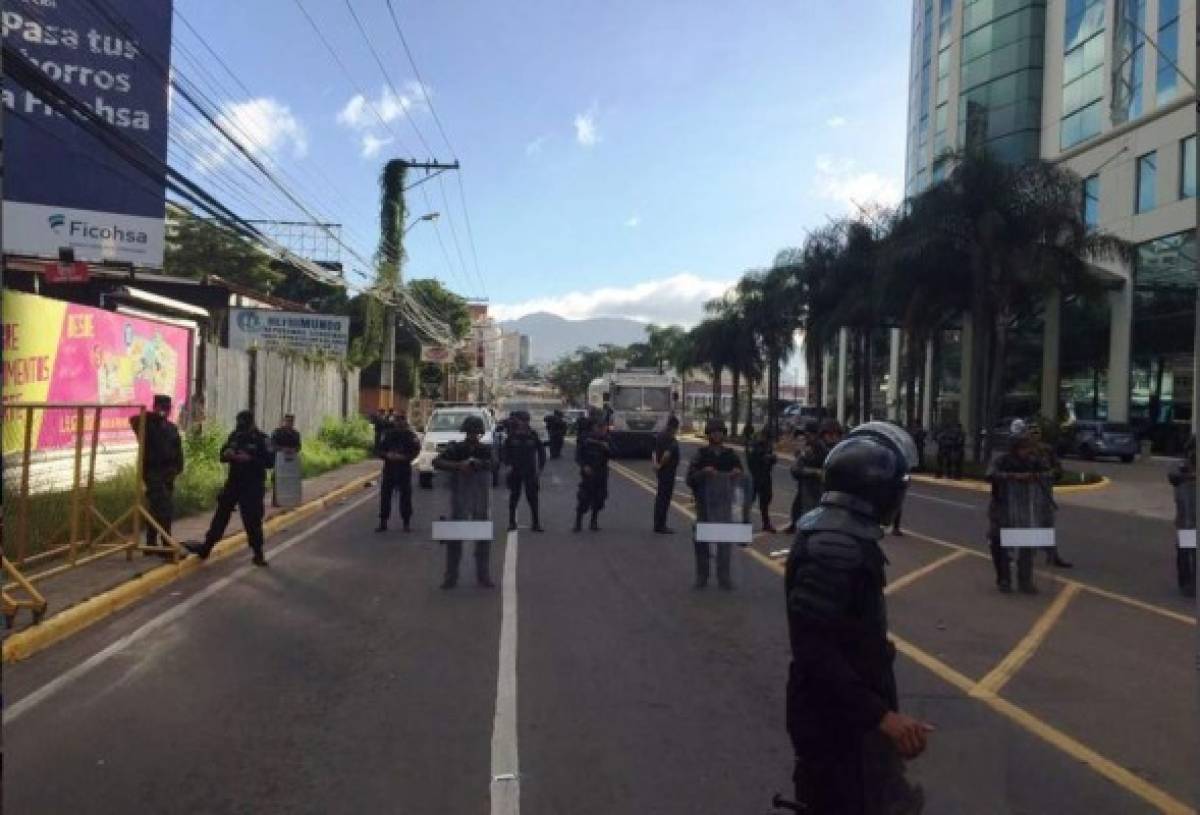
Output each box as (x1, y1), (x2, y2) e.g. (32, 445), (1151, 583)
(903, 529), (1196, 627)
(610, 461), (1198, 814)
(971, 583), (1081, 697)
(884, 550), (969, 595)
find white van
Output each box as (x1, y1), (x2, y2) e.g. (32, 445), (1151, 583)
(415, 405), (496, 489)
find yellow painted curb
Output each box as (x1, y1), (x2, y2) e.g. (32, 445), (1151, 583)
(910, 473), (1111, 495)
(2, 472), (377, 663)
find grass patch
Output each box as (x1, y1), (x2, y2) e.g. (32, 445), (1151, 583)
(4, 417), (375, 560)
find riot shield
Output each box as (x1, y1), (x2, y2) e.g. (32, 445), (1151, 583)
(694, 471), (753, 545)
(999, 474), (1056, 548)
(432, 460), (494, 542)
(273, 449), (303, 508)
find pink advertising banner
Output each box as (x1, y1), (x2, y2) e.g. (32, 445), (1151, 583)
(2, 291), (192, 455)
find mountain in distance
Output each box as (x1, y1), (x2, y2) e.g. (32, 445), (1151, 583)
(499, 312), (648, 363)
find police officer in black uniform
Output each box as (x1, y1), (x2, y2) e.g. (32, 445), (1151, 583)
(376, 414), (421, 532)
(130, 394), (184, 555)
(1169, 437), (1197, 597)
(783, 419), (842, 534)
(747, 426), (778, 533)
(187, 410), (274, 566)
(652, 415), (681, 534)
(504, 411), (546, 531)
(544, 409), (568, 460)
(686, 419), (744, 589)
(785, 421), (929, 814)
(433, 415), (495, 588)
(574, 417), (612, 532)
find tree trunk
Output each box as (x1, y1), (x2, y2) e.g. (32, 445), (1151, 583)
(983, 313), (1008, 462)
(730, 368), (742, 436)
(863, 328), (875, 423)
(711, 366), (722, 420)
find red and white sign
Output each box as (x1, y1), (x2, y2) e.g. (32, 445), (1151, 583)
(42, 260), (90, 284)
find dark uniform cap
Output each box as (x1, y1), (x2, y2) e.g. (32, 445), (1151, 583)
(802, 418), (819, 434)
(511, 410), (531, 422)
(153, 394), (172, 409)
(461, 415), (486, 435)
(704, 418), (728, 435)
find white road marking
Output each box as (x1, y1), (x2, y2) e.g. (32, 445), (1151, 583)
(907, 491), (977, 510)
(490, 530), (521, 815)
(4, 490), (377, 726)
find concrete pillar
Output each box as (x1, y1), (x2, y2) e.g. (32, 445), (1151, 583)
(1041, 288), (1062, 421)
(959, 312), (974, 435)
(837, 327), (848, 424)
(922, 338), (934, 429)
(888, 327), (902, 421)
(1107, 284), (1133, 422)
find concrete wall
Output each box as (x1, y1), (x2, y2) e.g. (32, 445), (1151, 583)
(200, 344), (359, 437)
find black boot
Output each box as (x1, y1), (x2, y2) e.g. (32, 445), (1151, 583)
(375, 520), (387, 533)
(573, 512), (583, 533)
(186, 540), (215, 560)
(508, 516), (518, 532)
(589, 511), (600, 531)
(251, 549), (268, 567)
(476, 554), (494, 588)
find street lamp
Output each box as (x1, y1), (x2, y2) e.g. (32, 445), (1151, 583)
(404, 212), (440, 235)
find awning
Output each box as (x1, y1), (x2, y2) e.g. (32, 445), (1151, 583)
(106, 285), (212, 319)
(1082, 261), (1127, 290)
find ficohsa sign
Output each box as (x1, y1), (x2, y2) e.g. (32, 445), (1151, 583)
(1, 1), (173, 265)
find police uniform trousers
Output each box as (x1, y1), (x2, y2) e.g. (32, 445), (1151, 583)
(577, 468), (609, 515)
(444, 470), (491, 586)
(987, 511), (1033, 588)
(751, 475), (773, 527)
(204, 481), (266, 555)
(653, 469), (676, 531)
(507, 470), (540, 524)
(548, 434), (565, 459)
(694, 541), (732, 586)
(143, 473), (175, 548)
(792, 732), (918, 815)
(380, 465), (414, 525)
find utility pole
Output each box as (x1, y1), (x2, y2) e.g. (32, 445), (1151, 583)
(377, 159), (459, 412)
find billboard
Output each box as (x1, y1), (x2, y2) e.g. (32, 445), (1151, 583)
(420, 345), (455, 364)
(2, 0), (174, 265)
(2, 290), (191, 455)
(228, 308), (351, 357)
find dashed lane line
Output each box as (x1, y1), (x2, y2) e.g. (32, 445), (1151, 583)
(971, 583), (1082, 698)
(609, 460), (1196, 815)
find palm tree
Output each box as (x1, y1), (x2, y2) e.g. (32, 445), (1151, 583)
(703, 294), (763, 437)
(891, 149), (1131, 457)
(738, 263), (802, 436)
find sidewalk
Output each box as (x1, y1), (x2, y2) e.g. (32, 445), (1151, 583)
(3, 459), (380, 653)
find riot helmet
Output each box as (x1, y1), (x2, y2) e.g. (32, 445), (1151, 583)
(704, 418), (728, 438)
(822, 421), (916, 524)
(461, 415), (486, 437)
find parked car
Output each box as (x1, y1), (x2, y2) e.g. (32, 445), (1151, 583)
(1063, 421), (1138, 463)
(415, 406), (497, 489)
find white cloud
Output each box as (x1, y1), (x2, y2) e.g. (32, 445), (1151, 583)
(813, 155), (902, 212)
(360, 133), (393, 158)
(624, 215), (640, 228)
(574, 108), (599, 147)
(525, 135), (548, 155)
(337, 82), (427, 131)
(189, 97), (307, 172)
(826, 115), (847, 128)
(491, 273), (733, 325)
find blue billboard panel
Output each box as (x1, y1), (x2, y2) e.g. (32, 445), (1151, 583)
(2, 0), (173, 265)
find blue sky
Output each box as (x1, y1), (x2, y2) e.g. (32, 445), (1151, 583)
(172, 0), (911, 326)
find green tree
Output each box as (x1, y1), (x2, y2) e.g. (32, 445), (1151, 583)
(164, 209), (282, 291)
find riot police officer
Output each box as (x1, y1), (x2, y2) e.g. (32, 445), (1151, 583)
(783, 419), (842, 534)
(270, 413), (302, 508)
(376, 414), (421, 532)
(545, 409), (568, 460)
(652, 415), (681, 534)
(936, 420), (965, 479)
(747, 427), (778, 533)
(504, 410), (546, 531)
(1168, 436), (1196, 597)
(986, 430), (1050, 593)
(187, 410), (274, 566)
(686, 419), (744, 589)
(491, 415), (508, 488)
(130, 394), (184, 556)
(574, 417), (612, 532)
(785, 422), (929, 813)
(433, 415), (495, 588)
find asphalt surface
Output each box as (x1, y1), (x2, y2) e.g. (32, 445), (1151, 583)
(4, 439), (1197, 814)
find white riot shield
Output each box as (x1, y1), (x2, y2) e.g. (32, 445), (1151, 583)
(999, 475), (1056, 549)
(273, 449), (303, 508)
(694, 471), (753, 546)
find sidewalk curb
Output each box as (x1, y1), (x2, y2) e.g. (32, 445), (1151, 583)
(2, 472), (377, 664)
(910, 473), (1112, 494)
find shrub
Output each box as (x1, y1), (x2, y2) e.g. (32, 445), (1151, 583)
(317, 415), (374, 452)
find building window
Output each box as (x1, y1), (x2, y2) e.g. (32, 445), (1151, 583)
(1111, 0), (1145, 124)
(1156, 0), (1180, 104)
(1082, 174), (1100, 228)
(1135, 151), (1156, 213)
(1182, 136), (1196, 199)
(1061, 0), (1105, 148)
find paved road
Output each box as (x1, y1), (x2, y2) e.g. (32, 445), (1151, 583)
(5, 441), (1197, 814)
